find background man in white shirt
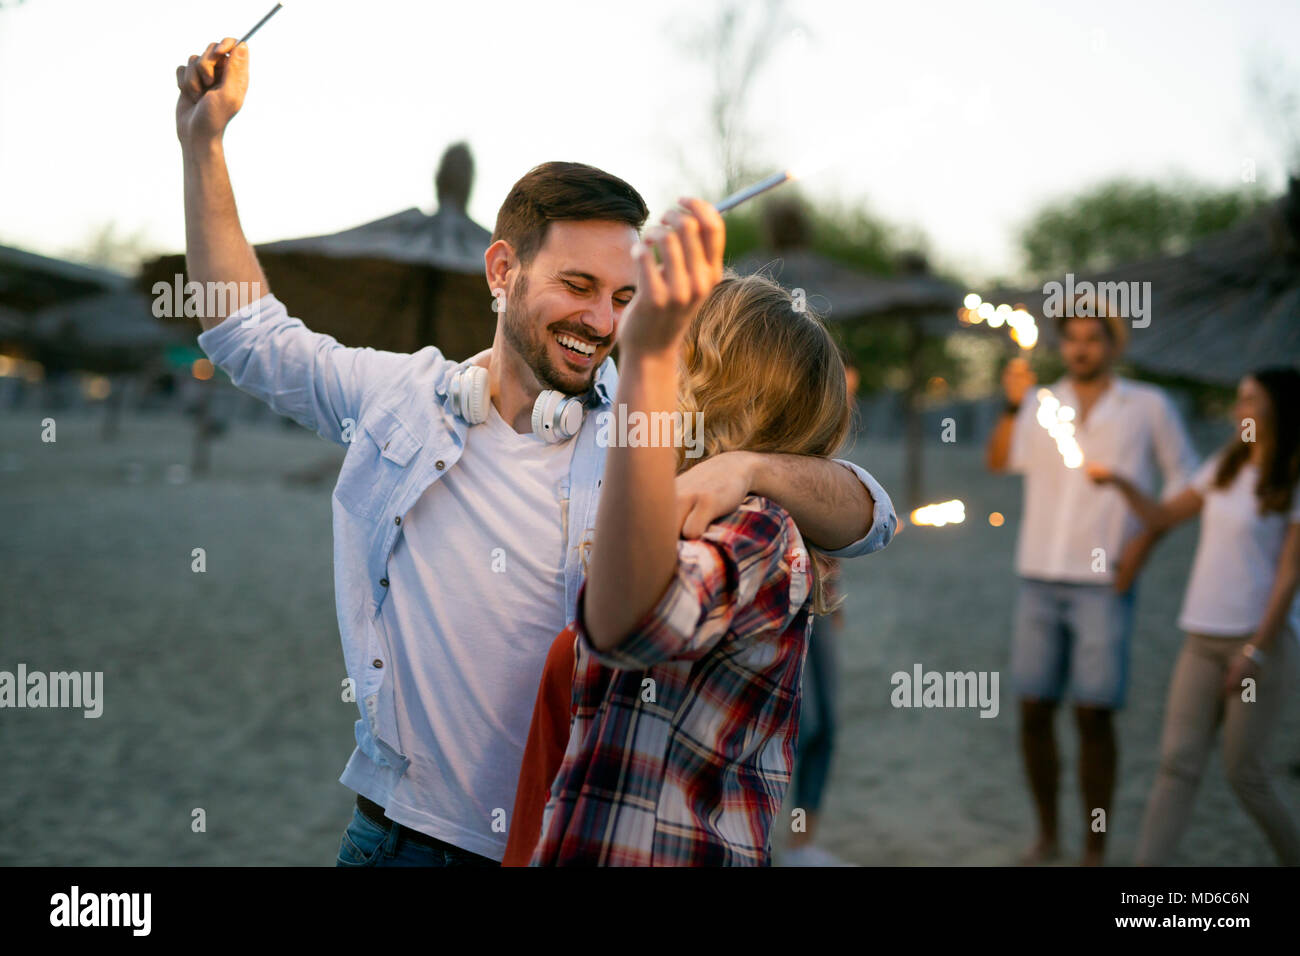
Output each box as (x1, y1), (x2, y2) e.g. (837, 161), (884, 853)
(986, 303), (1197, 866)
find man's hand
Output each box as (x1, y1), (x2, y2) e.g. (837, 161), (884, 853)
(176, 38), (249, 144)
(1085, 462), (1115, 484)
(675, 451), (755, 538)
(619, 198), (724, 357)
(1002, 357), (1036, 406)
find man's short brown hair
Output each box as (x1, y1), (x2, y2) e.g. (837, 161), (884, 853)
(492, 162), (649, 267)
(1055, 291), (1128, 353)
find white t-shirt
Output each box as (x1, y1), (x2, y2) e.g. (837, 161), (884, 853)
(339, 402), (577, 860)
(1008, 377), (1197, 583)
(1178, 453), (1300, 638)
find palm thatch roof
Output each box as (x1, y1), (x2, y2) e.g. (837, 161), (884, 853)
(0, 244), (128, 313)
(729, 248), (963, 332)
(984, 176), (1300, 386)
(29, 290), (183, 374)
(140, 143), (494, 356)
(256, 204), (489, 273)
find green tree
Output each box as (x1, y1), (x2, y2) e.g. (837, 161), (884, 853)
(1018, 177), (1269, 277)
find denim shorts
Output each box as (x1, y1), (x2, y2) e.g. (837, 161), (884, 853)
(335, 806), (499, 867)
(1010, 578), (1136, 709)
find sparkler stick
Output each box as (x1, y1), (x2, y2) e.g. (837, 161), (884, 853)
(713, 170), (796, 213)
(225, 3), (284, 56)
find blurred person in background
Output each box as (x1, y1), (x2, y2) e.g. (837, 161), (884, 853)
(1089, 367), (1300, 865)
(986, 300), (1197, 865)
(784, 355), (861, 867)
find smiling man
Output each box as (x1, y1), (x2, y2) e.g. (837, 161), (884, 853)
(175, 36), (896, 866)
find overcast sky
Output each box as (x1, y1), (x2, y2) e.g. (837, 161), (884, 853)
(1, 0), (1296, 283)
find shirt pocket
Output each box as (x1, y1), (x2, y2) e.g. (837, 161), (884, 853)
(333, 406), (422, 520)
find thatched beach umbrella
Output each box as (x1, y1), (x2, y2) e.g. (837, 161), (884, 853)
(730, 200), (964, 507)
(0, 243), (128, 316)
(141, 142), (495, 358)
(29, 290), (182, 376)
(982, 176), (1300, 387)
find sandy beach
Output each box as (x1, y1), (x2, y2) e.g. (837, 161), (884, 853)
(2, 406), (1297, 865)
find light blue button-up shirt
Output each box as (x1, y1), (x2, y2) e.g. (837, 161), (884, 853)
(198, 294), (896, 777)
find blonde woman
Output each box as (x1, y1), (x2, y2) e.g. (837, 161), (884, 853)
(1088, 367), (1300, 865)
(504, 199), (893, 866)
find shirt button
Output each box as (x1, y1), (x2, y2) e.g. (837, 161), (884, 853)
(394, 516), (401, 526)
(372, 659), (383, 668)
(379, 578), (389, 587)
(435, 460), (445, 471)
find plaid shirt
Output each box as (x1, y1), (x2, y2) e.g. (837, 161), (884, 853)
(531, 495), (812, 866)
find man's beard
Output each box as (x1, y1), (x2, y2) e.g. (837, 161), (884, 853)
(1068, 358), (1106, 383)
(501, 273), (600, 396)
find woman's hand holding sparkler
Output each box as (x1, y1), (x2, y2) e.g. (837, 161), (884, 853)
(618, 198), (725, 357)
(585, 199), (723, 650)
(175, 38), (249, 144)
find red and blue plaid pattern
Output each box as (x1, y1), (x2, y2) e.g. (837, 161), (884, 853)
(531, 496), (812, 866)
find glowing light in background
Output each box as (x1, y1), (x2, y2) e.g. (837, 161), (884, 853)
(957, 294), (1039, 350)
(1035, 388), (1084, 469)
(988, 511), (1005, 527)
(192, 359), (214, 381)
(81, 375), (112, 400)
(909, 499), (966, 527)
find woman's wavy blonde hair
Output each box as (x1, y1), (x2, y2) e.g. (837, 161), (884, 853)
(675, 270), (852, 614)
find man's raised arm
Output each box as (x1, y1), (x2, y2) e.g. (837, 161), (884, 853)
(176, 38), (268, 330)
(172, 38), (418, 447)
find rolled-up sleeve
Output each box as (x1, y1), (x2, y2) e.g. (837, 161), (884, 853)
(197, 293), (412, 446)
(810, 459), (896, 559)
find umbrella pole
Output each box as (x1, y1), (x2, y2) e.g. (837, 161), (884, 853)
(101, 375), (123, 442)
(903, 319), (924, 509)
(192, 378), (212, 476)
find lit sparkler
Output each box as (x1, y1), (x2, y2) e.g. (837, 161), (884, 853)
(958, 293), (1038, 349)
(909, 499), (966, 527)
(1035, 388), (1084, 469)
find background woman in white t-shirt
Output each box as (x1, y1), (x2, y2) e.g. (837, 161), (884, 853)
(1087, 367), (1300, 865)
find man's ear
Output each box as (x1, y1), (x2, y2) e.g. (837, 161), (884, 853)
(484, 239), (515, 295)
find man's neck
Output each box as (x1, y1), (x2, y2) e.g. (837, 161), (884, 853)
(486, 332), (544, 434)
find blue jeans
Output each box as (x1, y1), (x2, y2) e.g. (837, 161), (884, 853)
(335, 806), (500, 867)
(1011, 578), (1136, 709)
(794, 615), (838, 813)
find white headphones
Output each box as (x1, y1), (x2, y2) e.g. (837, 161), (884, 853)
(448, 364), (587, 443)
